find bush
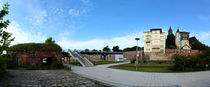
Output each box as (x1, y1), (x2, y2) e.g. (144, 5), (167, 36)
(130, 59), (140, 64)
(50, 59), (64, 69)
(8, 43), (62, 52)
(172, 54), (188, 71)
(0, 56), (6, 76)
(172, 54), (206, 71)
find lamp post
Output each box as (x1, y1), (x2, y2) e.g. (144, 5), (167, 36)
(135, 38), (140, 71)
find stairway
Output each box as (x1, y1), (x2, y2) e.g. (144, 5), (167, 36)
(68, 49), (94, 67)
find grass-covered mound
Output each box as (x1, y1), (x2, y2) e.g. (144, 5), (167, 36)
(8, 43), (62, 52)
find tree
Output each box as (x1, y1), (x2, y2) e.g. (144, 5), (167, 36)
(45, 37), (55, 44)
(0, 3), (14, 75)
(191, 40), (208, 51)
(84, 49), (90, 52)
(123, 46), (141, 52)
(92, 49), (98, 52)
(112, 45), (122, 52)
(103, 46), (110, 52)
(166, 27), (176, 49)
(0, 3), (14, 53)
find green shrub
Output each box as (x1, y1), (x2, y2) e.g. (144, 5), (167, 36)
(130, 59), (140, 64)
(8, 43), (62, 52)
(172, 54), (206, 71)
(0, 56), (6, 76)
(130, 59), (136, 64)
(5, 56), (16, 69)
(50, 59), (64, 69)
(172, 54), (187, 71)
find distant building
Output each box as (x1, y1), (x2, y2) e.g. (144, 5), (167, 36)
(175, 28), (191, 49)
(79, 51), (124, 61)
(168, 26), (173, 35)
(143, 28), (166, 53)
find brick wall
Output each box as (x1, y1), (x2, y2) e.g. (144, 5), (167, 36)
(144, 49), (200, 61)
(80, 54), (116, 61)
(123, 51), (143, 60)
(123, 49), (200, 61)
(9, 51), (61, 66)
(165, 49), (199, 56)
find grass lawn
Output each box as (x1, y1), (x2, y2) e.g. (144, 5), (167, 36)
(109, 63), (176, 73)
(94, 61), (124, 65)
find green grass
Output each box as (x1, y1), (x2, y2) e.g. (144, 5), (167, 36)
(109, 63), (207, 73)
(109, 63), (175, 73)
(122, 63), (174, 67)
(7, 66), (33, 70)
(70, 62), (82, 66)
(94, 61), (124, 65)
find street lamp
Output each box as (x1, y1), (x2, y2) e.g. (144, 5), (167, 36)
(135, 38), (140, 71)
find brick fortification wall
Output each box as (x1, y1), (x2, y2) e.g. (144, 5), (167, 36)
(145, 49), (200, 61)
(123, 51), (144, 61)
(9, 51), (61, 66)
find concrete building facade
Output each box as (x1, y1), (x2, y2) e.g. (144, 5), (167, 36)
(144, 28), (166, 53)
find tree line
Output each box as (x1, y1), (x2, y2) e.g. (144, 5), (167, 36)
(84, 45), (143, 52)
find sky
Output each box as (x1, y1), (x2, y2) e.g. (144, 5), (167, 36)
(0, 0), (210, 50)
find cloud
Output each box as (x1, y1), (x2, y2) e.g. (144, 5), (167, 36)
(80, 0), (93, 6)
(68, 9), (81, 17)
(6, 21), (46, 46)
(53, 8), (64, 15)
(68, 0), (93, 18)
(57, 31), (144, 50)
(190, 31), (210, 45)
(31, 10), (48, 26)
(199, 31), (210, 40)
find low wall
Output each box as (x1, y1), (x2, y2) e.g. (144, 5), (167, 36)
(123, 51), (143, 60)
(80, 54), (115, 61)
(144, 49), (200, 61)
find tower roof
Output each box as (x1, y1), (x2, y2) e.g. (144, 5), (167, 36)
(168, 26), (173, 35)
(176, 27), (180, 32)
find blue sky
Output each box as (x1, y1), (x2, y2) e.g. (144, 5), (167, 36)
(0, 0), (210, 50)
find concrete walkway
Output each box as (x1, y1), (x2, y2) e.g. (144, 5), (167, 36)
(71, 62), (210, 87)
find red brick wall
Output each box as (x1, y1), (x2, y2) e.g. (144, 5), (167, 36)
(10, 51), (61, 66)
(165, 49), (199, 56)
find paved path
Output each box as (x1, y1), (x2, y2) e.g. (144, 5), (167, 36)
(71, 62), (210, 87)
(0, 70), (108, 87)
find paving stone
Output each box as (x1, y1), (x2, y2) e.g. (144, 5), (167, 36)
(71, 62), (210, 87)
(0, 70), (106, 87)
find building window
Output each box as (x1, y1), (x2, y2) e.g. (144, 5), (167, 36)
(183, 37), (187, 40)
(43, 58), (47, 63)
(160, 36), (164, 39)
(160, 40), (164, 43)
(146, 43), (150, 47)
(146, 35), (150, 40)
(182, 34), (188, 40)
(154, 41), (158, 46)
(146, 48), (150, 51)
(154, 36), (158, 39)
(155, 31), (157, 34)
(160, 45), (164, 48)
